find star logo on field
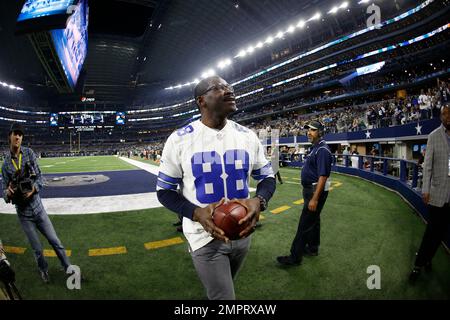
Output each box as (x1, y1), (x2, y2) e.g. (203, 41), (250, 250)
(365, 130), (371, 139)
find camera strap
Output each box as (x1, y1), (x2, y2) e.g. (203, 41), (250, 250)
(11, 153), (22, 172)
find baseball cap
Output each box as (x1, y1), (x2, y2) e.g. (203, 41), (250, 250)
(304, 120), (324, 131)
(9, 123), (25, 135)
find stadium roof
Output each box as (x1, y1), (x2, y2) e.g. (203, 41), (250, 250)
(0, 0), (408, 107)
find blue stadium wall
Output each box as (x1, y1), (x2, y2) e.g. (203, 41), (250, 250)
(284, 118), (450, 249)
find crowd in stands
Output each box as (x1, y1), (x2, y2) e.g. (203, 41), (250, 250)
(246, 80), (449, 137)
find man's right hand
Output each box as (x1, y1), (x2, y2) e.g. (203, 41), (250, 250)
(6, 183), (15, 199)
(193, 198), (229, 243)
(422, 193), (430, 204)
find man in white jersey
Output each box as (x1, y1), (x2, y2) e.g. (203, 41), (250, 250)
(157, 76), (276, 300)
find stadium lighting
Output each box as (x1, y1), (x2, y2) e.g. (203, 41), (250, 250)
(0, 80), (23, 91)
(236, 49), (247, 58)
(358, 0), (370, 4)
(201, 69), (216, 78)
(328, 6), (339, 14)
(217, 58), (232, 69)
(265, 36), (274, 44)
(193, 78), (200, 84)
(297, 19), (306, 28)
(340, 2), (349, 9)
(164, 1), (356, 93)
(308, 12), (321, 22)
(175, 84), (182, 89)
(286, 25), (295, 33)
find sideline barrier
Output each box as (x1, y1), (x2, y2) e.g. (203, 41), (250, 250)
(286, 154), (450, 249)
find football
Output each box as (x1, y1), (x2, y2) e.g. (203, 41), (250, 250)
(212, 201), (249, 240)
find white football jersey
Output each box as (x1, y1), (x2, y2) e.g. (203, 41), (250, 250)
(157, 119), (274, 252)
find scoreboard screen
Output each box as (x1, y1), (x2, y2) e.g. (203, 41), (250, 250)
(50, 0), (88, 88)
(50, 113), (58, 126)
(17, 0), (76, 22)
(52, 112), (120, 127)
(116, 112), (126, 125)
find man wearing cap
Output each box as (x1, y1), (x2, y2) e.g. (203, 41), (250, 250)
(1, 123), (71, 283)
(277, 120), (333, 266)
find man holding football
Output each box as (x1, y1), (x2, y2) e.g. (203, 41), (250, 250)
(157, 76), (276, 300)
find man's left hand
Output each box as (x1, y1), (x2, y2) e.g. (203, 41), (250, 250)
(230, 198), (261, 238)
(24, 186), (35, 199)
(308, 199), (318, 212)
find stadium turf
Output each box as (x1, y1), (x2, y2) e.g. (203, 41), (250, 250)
(37, 155), (137, 173)
(0, 158), (448, 299)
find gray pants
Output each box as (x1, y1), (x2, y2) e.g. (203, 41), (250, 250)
(190, 237), (251, 300)
(18, 210), (71, 273)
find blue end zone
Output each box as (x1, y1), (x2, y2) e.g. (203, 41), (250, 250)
(0, 170), (158, 198)
(42, 170), (158, 198)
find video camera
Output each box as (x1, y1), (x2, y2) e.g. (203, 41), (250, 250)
(10, 161), (36, 205)
(0, 242), (22, 300)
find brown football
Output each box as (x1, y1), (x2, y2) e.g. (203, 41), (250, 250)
(212, 202), (249, 240)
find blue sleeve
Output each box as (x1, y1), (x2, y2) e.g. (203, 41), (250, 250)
(157, 189), (199, 221)
(256, 177), (276, 203)
(317, 149), (332, 177)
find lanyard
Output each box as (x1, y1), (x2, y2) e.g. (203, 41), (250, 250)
(11, 153), (22, 171)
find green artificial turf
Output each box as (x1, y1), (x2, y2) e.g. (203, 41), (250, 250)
(36, 155), (137, 173)
(0, 165), (448, 299)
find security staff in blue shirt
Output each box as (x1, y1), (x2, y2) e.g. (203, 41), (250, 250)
(277, 121), (332, 266)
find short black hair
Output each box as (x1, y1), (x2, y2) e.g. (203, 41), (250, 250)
(194, 76), (221, 109)
(194, 78), (210, 100)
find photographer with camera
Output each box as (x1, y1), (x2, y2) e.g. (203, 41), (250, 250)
(1, 123), (71, 283)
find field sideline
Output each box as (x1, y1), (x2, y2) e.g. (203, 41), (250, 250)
(0, 156), (448, 299)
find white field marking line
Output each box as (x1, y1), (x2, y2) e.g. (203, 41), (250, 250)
(0, 192), (163, 215)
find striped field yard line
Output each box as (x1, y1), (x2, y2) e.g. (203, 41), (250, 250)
(144, 237), (184, 250)
(293, 199), (304, 205)
(88, 246), (127, 257)
(270, 206), (291, 214)
(43, 249), (72, 257)
(3, 246), (26, 254)
(259, 214), (265, 220)
(285, 181), (300, 185)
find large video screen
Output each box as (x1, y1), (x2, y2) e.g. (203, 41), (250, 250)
(116, 112), (126, 125)
(53, 112), (117, 126)
(50, 0), (88, 89)
(17, 0), (76, 22)
(50, 113), (59, 126)
(70, 113), (104, 125)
